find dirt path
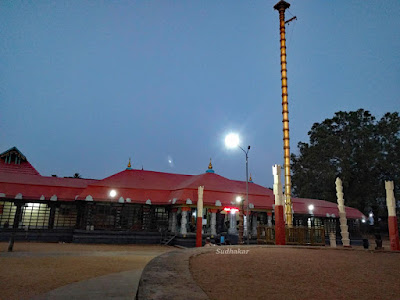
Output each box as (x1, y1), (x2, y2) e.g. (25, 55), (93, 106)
(0, 242), (172, 300)
(190, 246), (400, 300)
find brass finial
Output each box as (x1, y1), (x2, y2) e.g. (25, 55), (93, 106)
(249, 173), (253, 182)
(127, 158), (131, 168)
(208, 158), (213, 169)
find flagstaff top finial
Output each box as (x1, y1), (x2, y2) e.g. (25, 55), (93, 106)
(274, 0), (290, 11)
(206, 158), (215, 173)
(126, 158), (132, 170)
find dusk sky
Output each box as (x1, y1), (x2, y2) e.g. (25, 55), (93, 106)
(1, 1), (399, 189)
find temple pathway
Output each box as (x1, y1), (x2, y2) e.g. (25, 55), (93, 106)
(0, 243), (173, 300)
(31, 269), (143, 300)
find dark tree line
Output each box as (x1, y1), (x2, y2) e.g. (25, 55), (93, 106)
(291, 109), (400, 214)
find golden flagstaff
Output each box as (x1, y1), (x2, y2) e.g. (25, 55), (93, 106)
(274, 0), (293, 226)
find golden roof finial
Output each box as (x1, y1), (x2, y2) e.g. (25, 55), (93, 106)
(127, 158), (132, 168)
(208, 158), (213, 170)
(249, 173), (253, 182)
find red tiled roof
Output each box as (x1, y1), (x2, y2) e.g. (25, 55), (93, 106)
(292, 198), (366, 219)
(76, 169), (274, 209)
(0, 146), (365, 219)
(91, 169), (190, 190)
(0, 159), (40, 176)
(0, 173), (97, 201)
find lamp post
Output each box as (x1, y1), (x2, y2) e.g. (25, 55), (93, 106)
(236, 196), (244, 244)
(225, 133), (251, 245)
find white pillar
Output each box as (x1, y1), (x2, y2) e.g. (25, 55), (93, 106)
(228, 212), (237, 234)
(171, 210), (177, 234)
(180, 210), (187, 235)
(386, 181), (396, 217)
(244, 215), (248, 236)
(273, 165), (284, 207)
(211, 211), (217, 236)
(336, 177), (350, 247)
(329, 232), (337, 248)
(385, 181), (400, 251)
(252, 214), (257, 236)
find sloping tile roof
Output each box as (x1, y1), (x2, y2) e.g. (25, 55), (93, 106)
(293, 198), (365, 219)
(0, 146), (365, 219)
(0, 158), (40, 176)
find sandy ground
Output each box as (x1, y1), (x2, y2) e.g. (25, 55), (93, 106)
(190, 247), (400, 300)
(0, 242), (172, 300)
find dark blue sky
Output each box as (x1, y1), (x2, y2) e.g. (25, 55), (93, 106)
(1, 1), (399, 188)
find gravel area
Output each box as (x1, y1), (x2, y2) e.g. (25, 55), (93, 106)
(190, 246), (400, 300)
(0, 242), (171, 300)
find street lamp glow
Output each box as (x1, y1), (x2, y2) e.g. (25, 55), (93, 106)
(236, 196), (242, 203)
(308, 204), (314, 211)
(109, 190), (117, 198)
(225, 133), (240, 149)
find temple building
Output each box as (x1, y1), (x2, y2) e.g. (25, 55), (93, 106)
(0, 147), (365, 245)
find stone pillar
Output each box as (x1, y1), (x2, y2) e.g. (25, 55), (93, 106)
(48, 204), (56, 229)
(85, 204), (93, 231)
(267, 211), (273, 227)
(329, 232), (337, 248)
(273, 164), (285, 245)
(210, 209), (218, 237)
(336, 177), (350, 247)
(13, 203), (23, 229)
(180, 207), (190, 236)
(228, 211), (237, 234)
(385, 181), (400, 251)
(168, 210), (173, 231)
(170, 208), (177, 234)
(243, 212), (248, 237)
(252, 213), (258, 236)
(75, 202), (84, 229)
(115, 206), (122, 229)
(196, 186), (204, 247)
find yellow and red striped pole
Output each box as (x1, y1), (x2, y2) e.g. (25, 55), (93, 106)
(274, 0), (293, 226)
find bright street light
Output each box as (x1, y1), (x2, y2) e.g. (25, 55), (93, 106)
(308, 204), (314, 211)
(225, 132), (251, 245)
(109, 190), (117, 198)
(236, 196), (242, 203)
(225, 133), (240, 149)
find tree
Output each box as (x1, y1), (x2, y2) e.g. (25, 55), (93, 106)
(291, 109), (400, 214)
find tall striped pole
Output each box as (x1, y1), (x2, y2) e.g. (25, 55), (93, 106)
(274, 0), (293, 226)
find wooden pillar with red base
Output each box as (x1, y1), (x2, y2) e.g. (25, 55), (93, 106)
(196, 186), (204, 247)
(386, 181), (400, 251)
(273, 165), (286, 245)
